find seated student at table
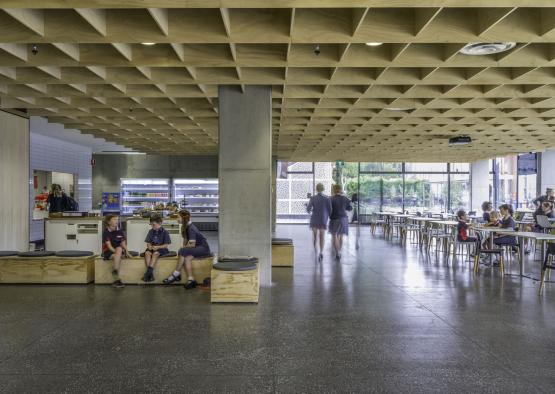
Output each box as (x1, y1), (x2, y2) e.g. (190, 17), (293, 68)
(484, 211), (500, 227)
(163, 209), (211, 289)
(457, 210), (477, 244)
(102, 214), (131, 288)
(142, 215), (171, 282)
(493, 204), (517, 250)
(481, 201), (493, 222)
(533, 201), (554, 231)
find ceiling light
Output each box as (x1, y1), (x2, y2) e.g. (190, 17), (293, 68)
(141, 42), (156, 46)
(365, 42), (383, 47)
(384, 107), (413, 111)
(459, 42), (516, 56)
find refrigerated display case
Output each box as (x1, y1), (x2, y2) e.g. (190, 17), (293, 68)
(173, 179), (219, 230)
(121, 178), (170, 215)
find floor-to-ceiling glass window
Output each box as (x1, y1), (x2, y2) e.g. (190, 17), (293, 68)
(450, 163), (470, 212)
(277, 161), (471, 223)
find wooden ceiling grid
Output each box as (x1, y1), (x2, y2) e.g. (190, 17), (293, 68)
(1, 2), (555, 160)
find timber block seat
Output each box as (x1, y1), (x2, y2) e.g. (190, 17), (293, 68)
(0, 251), (19, 257)
(211, 256), (259, 303)
(95, 253), (213, 285)
(271, 238), (294, 267)
(0, 253), (95, 284)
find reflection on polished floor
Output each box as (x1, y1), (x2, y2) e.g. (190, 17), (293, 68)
(1, 225), (554, 393)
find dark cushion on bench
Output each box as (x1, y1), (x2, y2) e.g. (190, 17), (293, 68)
(272, 238), (293, 245)
(17, 251), (56, 257)
(217, 256), (258, 264)
(139, 251), (177, 258)
(0, 251), (20, 257)
(55, 250), (95, 257)
(213, 261), (258, 271)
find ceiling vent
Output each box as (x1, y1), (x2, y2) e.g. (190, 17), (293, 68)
(460, 42), (516, 56)
(448, 136), (472, 146)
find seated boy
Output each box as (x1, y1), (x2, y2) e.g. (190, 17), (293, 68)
(143, 215), (171, 282)
(102, 214), (130, 288)
(457, 210), (477, 244)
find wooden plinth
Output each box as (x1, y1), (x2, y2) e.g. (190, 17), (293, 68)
(0, 256), (95, 284)
(94, 256), (213, 285)
(211, 264), (259, 303)
(272, 244), (294, 267)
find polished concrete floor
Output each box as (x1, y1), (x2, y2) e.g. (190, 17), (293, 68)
(1, 224), (555, 393)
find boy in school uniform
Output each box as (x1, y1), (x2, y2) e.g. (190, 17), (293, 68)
(102, 214), (130, 288)
(143, 215), (171, 282)
(457, 210), (477, 244)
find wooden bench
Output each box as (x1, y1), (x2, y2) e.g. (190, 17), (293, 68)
(94, 255), (213, 285)
(211, 258), (259, 303)
(0, 255), (95, 284)
(272, 238), (294, 267)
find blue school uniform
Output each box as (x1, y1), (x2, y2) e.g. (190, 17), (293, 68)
(494, 216), (517, 246)
(145, 226), (171, 255)
(178, 223), (211, 258)
(307, 193), (332, 229)
(102, 228), (126, 260)
(329, 194), (353, 235)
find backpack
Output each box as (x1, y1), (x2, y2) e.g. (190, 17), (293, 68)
(63, 195), (79, 211)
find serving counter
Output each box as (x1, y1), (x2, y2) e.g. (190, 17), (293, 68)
(45, 217), (103, 254)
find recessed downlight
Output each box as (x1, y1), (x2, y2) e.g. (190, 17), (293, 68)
(460, 42), (516, 56)
(365, 42), (383, 47)
(141, 42), (156, 46)
(384, 107), (413, 111)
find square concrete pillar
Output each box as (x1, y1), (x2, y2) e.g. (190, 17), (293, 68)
(218, 86), (272, 286)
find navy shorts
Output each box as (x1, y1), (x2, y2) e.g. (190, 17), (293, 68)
(494, 236), (516, 246)
(102, 246), (123, 260)
(178, 245), (210, 258)
(145, 247), (170, 256)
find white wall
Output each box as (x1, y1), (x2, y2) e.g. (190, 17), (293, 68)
(29, 132), (92, 242)
(540, 149), (555, 193)
(471, 159), (490, 212)
(0, 111), (29, 251)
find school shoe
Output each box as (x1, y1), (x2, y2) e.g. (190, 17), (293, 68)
(112, 279), (124, 288)
(142, 271), (155, 283)
(184, 280), (198, 290)
(163, 273), (181, 285)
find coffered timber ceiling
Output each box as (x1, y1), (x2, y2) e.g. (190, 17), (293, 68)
(1, 2), (555, 161)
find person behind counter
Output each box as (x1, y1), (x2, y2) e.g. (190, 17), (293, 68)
(102, 214), (130, 288)
(481, 201), (493, 222)
(142, 216), (171, 282)
(163, 210), (211, 289)
(47, 184), (68, 213)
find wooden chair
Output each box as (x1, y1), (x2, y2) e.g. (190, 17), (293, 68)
(473, 232), (504, 274)
(539, 243), (555, 295)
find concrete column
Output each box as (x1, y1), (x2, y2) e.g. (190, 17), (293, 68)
(471, 159), (489, 211)
(539, 149), (555, 192)
(218, 86), (272, 286)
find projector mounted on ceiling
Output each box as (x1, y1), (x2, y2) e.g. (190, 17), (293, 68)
(448, 136), (472, 146)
